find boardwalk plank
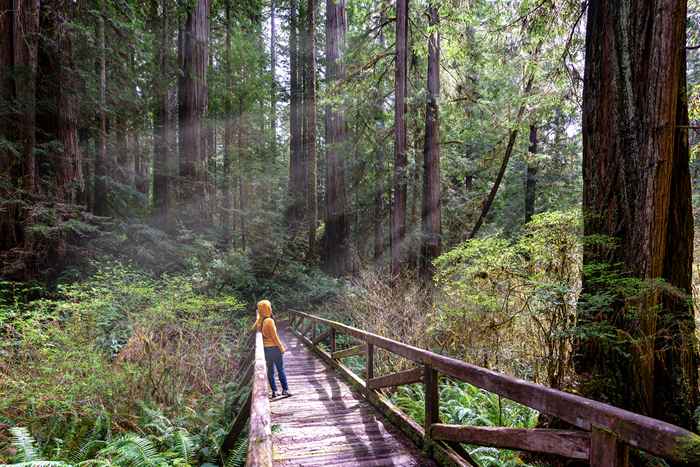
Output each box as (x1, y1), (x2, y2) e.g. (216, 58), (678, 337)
(269, 324), (436, 466)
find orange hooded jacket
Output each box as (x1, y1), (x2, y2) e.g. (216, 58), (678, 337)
(254, 300), (286, 352)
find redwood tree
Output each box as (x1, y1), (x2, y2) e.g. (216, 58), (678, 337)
(303, 0), (318, 258)
(391, 0), (408, 278)
(419, 2), (441, 283)
(321, 0), (351, 276)
(287, 0), (305, 233)
(178, 0), (209, 217)
(152, 0), (175, 225)
(0, 0), (39, 262)
(575, 0), (699, 431)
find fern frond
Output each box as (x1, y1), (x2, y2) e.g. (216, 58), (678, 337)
(223, 435), (247, 467)
(170, 430), (194, 463)
(71, 439), (107, 463)
(2, 462), (70, 466)
(9, 427), (40, 462)
(96, 434), (165, 467)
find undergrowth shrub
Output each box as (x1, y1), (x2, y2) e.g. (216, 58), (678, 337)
(0, 261), (248, 465)
(434, 210), (581, 387)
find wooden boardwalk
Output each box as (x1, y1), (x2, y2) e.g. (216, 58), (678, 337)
(229, 311), (700, 466)
(269, 324), (436, 466)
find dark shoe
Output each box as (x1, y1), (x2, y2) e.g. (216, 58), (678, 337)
(269, 392), (277, 399)
(282, 390), (291, 397)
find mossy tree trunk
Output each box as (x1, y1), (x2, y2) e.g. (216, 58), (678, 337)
(575, 0), (699, 434)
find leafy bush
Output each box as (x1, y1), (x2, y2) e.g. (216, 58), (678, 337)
(0, 262), (247, 465)
(434, 210), (581, 387)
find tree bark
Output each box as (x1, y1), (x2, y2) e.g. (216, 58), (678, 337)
(222, 0), (233, 243)
(303, 0), (318, 260)
(373, 5), (388, 265)
(320, 0), (351, 276)
(178, 0), (209, 219)
(152, 0), (173, 225)
(270, 0), (278, 170)
(575, 0), (699, 433)
(419, 3), (441, 283)
(94, 0), (109, 216)
(524, 124), (537, 223)
(0, 0), (39, 262)
(390, 0), (408, 278)
(287, 0), (305, 233)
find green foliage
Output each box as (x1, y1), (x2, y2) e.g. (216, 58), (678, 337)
(8, 428), (41, 463)
(223, 436), (248, 467)
(391, 381), (537, 466)
(1, 261), (248, 465)
(434, 210), (581, 386)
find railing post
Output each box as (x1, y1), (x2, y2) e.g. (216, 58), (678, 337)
(424, 365), (439, 438)
(366, 343), (374, 381)
(330, 328), (336, 353)
(312, 322), (317, 342)
(590, 427), (628, 467)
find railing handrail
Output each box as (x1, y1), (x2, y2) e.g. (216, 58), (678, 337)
(246, 331), (273, 466)
(288, 309), (700, 464)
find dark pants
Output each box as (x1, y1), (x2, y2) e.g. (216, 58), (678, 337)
(264, 346), (288, 392)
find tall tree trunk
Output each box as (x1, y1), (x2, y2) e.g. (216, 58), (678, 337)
(524, 124), (537, 223)
(178, 0), (209, 219)
(373, 6), (387, 265)
(287, 0), (305, 233)
(55, 28), (83, 206)
(222, 0), (233, 244)
(575, 0), (699, 433)
(94, 0), (109, 216)
(419, 3), (440, 283)
(152, 0), (172, 224)
(321, 0), (351, 276)
(0, 0), (39, 265)
(270, 0), (278, 168)
(390, 0), (408, 278)
(238, 103), (246, 251)
(303, 0), (317, 259)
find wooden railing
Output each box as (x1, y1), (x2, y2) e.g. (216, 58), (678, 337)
(219, 331), (273, 466)
(288, 310), (700, 467)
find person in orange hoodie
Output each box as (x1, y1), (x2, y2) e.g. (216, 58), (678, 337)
(254, 299), (290, 398)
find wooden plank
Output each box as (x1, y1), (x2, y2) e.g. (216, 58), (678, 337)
(287, 311), (700, 463)
(590, 426), (629, 467)
(332, 344), (367, 360)
(220, 391), (252, 459)
(246, 332), (273, 466)
(289, 324), (472, 467)
(366, 343), (374, 380)
(367, 368), (423, 390)
(424, 366), (439, 436)
(312, 327), (333, 346)
(431, 425), (590, 460)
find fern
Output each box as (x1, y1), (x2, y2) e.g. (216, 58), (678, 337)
(170, 430), (194, 463)
(95, 434), (167, 467)
(9, 427), (40, 462)
(223, 435), (247, 467)
(1, 462), (70, 466)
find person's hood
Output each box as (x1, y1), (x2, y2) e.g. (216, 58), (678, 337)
(258, 300), (272, 318)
